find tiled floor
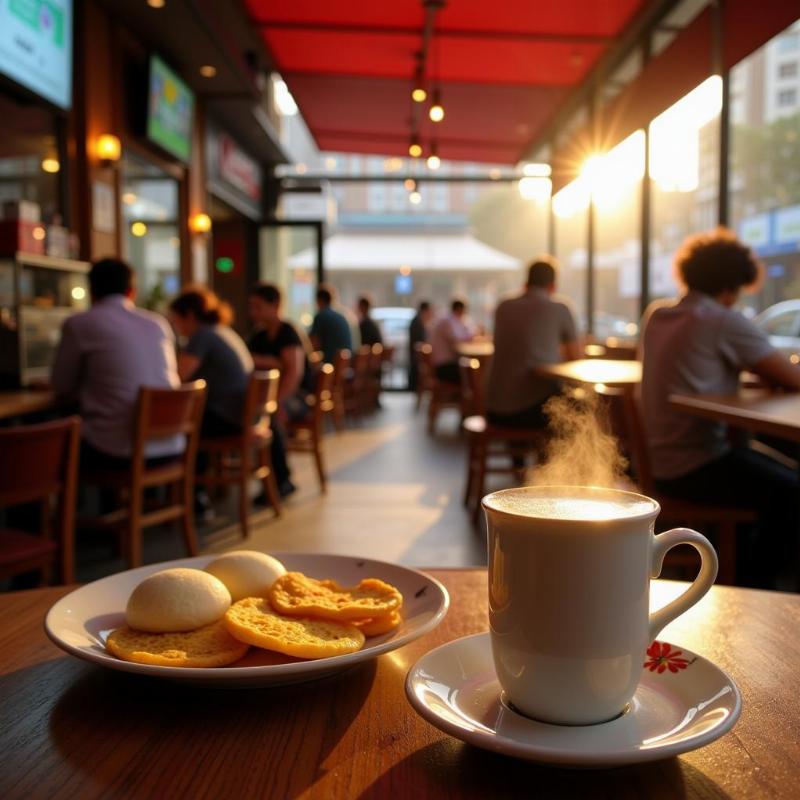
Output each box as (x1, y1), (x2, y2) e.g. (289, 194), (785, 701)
(75, 394), (491, 582)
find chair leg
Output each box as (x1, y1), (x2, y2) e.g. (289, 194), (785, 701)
(259, 445), (282, 518)
(463, 434), (476, 507)
(313, 435), (327, 493)
(471, 437), (488, 525)
(127, 487), (143, 568)
(717, 521), (737, 585)
(181, 476), (199, 556)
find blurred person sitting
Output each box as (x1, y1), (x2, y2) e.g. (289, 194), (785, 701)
(430, 299), (478, 385)
(408, 300), (434, 390)
(640, 228), (800, 585)
(310, 284), (353, 364)
(51, 257), (182, 469)
(168, 286), (253, 438)
(486, 258), (580, 429)
(248, 283), (316, 496)
(357, 295), (383, 347)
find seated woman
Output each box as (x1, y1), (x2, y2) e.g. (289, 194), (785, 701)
(640, 228), (800, 587)
(168, 286), (253, 438)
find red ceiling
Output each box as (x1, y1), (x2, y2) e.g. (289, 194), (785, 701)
(246, 0), (647, 164)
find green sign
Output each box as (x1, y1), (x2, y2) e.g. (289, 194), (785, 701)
(147, 55), (194, 162)
(215, 257), (235, 274)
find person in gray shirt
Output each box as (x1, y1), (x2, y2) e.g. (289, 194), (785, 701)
(640, 228), (800, 586)
(169, 287), (253, 437)
(486, 258), (581, 429)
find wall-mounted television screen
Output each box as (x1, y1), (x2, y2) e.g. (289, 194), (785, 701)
(0, 0), (73, 109)
(147, 55), (194, 163)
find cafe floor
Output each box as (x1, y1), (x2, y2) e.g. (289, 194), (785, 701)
(75, 394), (488, 582)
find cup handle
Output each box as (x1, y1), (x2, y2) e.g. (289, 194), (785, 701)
(648, 527), (718, 643)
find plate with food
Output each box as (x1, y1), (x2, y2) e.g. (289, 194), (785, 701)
(45, 552), (449, 686)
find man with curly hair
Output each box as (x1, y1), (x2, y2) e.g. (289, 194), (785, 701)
(640, 228), (800, 586)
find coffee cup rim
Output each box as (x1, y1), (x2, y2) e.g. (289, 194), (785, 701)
(481, 485), (660, 523)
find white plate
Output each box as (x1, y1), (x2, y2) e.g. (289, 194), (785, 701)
(406, 633), (741, 767)
(45, 553), (449, 686)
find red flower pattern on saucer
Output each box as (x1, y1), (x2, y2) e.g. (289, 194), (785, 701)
(644, 641), (693, 673)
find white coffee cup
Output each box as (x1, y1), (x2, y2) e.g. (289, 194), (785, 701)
(483, 485), (718, 726)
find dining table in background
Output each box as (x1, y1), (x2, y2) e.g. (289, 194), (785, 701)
(0, 389), (56, 422)
(456, 341), (495, 361)
(670, 389), (800, 445)
(533, 358), (642, 389)
(1, 568), (798, 799)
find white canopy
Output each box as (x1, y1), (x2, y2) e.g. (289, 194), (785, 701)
(288, 231), (520, 271)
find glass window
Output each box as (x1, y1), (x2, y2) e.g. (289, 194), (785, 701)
(778, 61), (798, 79)
(0, 93), (63, 224)
(730, 18), (800, 314)
(121, 154), (181, 310)
(553, 183), (589, 331)
(649, 76), (722, 303)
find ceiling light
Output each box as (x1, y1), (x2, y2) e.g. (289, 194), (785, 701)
(429, 89), (444, 123)
(199, 65), (217, 78)
(408, 140), (422, 158)
(130, 222), (147, 237)
(409, 191), (422, 205)
(427, 142), (440, 170)
(41, 157), (60, 174)
(404, 178), (416, 191)
(412, 87), (427, 103)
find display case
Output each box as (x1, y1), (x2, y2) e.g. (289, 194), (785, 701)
(0, 252), (90, 388)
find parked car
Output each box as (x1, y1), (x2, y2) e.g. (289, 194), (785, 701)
(754, 300), (800, 357)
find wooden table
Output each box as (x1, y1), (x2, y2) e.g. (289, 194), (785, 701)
(456, 341), (494, 360)
(670, 389), (800, 444)
(0, 390), (55, 420)
(534, 358), (642, 388)
(2, 569), (798, 799)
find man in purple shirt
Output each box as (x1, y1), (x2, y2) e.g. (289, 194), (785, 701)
(51, 258), (182, 469)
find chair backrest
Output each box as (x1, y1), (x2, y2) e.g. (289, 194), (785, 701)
(368, 343), (384, 369)
(309, 363), (335, 428)
(243, 370), (280, 428)
(459, 357), (486, 417)
(0, 416), (80, 507)
(332, 349), (351, 392)
(593, 384), (654, 495)
(353, 346), (371, 378)
(133, 381), (207, 465)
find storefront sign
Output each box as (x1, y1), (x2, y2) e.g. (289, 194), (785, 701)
(218, 135), (261, 202)
(147, 55), (194, 163)
(775, 205), (800, 246)
(739, 213), (770, 249)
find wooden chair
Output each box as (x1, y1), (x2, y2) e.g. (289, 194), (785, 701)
(0, 417), (80, 584)
(196, 370), (282, 539)
(417, 343), (463, 434)
(414, 342), (433, 411)
(288, 363), (335, 492)
(83, 381), (207, 569)
(604, 385), (753, 586)
(459, 358), (547, 522)
(331, 349), (351, 432)
(367, 343), (384, 411)
(345, 346), (371, 419)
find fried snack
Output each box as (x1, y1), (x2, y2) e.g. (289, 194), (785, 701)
(354, 610), (403, 637)
(106, 620), (249, 668)
(224, 596), (365, 659)
(269, 572), (403, 621)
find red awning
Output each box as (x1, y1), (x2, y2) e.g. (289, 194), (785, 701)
(246, 0), (647, 164)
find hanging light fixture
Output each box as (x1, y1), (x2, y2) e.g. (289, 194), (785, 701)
(429, 88), (444, 122)
(412, 65), (427, 103)
(426, 141), (440, 170)
(408, 137), (423, 158)
(404, 178), (417, 191)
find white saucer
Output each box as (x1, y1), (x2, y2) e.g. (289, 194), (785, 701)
(406, 633), (741, 767)
(45, 553), (449, 687)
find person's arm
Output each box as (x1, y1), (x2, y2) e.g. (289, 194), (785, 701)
(51, 320), (80, 401)
(176, 353), (201, 382)
(559, 303), (581, 362)
(750, 352), (800, 390)
(278, 345), (304, 400)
